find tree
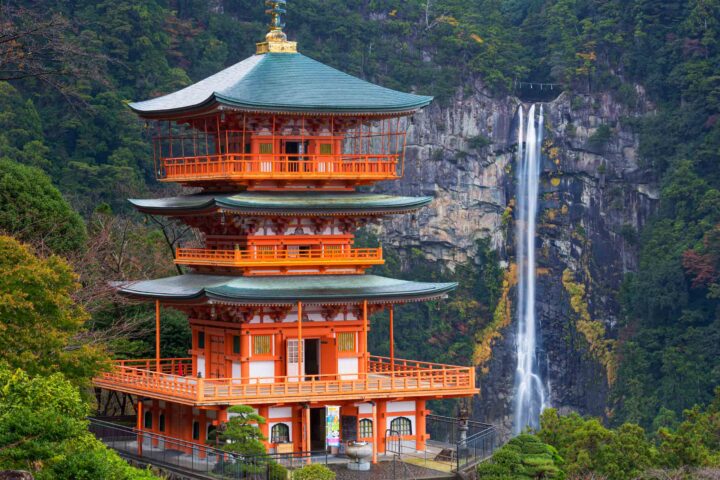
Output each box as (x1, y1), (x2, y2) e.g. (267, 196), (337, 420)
(0, 158), (87, 254)
(0, 363), (157, 479)
(0, 235), (106, 384)
(0, 3), (106, 99)
(212, 405), (267, 456)
(476, 433), (565, 479)
(538, 409), (657, 480)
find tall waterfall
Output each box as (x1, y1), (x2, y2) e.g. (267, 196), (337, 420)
(512, 104), (549, 435)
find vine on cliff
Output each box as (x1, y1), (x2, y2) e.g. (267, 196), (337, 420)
(562, 268), (616, 384)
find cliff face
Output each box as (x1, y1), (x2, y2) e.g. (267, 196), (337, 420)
(373, 82), (658, 434)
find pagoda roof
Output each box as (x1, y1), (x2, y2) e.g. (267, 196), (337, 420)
(129, 192), (432, 216)
(115, 274), (457, 305)
(129, 53), (433, 117)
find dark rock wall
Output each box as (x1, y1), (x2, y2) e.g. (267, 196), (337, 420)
(373, 83), (658, 435)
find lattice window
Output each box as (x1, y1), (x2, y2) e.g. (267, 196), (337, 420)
(159, 413), (165, 432)
(359, 419), (373, 438)
(260, 143), (273, 154)
(338, 332), (356, 352)
(192, 421), (200, 440)
(390, 417), (412, 436)
(271, 423), (290, 443)
(197, 331), (205, 349)
(233, 335), (241, 354)
(253, 335), (272, 355)
(320, 143), (333, 154)
(288, 339), (299, 363)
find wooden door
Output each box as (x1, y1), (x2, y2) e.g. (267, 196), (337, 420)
(209, 335), (226, 378)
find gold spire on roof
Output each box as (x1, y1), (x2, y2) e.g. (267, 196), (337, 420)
(256, 0), (297, 54)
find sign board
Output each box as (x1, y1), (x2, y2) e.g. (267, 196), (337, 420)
(326, 406), (340, 447)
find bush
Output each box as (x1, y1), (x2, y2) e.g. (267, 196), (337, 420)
(477, 434), (564, 479)
(292, 464), (335, 480)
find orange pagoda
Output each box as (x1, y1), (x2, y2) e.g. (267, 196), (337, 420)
(94, 2), (477, 462)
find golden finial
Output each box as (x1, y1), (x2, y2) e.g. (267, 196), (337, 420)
(256, 0), (297, 54)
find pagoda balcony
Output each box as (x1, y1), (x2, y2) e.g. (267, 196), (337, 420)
(93, 356), (477, 406)
(174, 246), (384, 274)
(158, 153), (400, 184)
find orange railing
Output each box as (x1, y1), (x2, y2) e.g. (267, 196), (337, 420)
(158, 154), (399, 182)
(174, 247), (384, 268)
(94, 356), (476, 406)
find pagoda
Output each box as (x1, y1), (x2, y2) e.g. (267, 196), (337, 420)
(94, 1), (477, 461)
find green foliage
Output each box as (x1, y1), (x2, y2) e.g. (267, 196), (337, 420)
(538, 409), (657, 480)
(292, 464), (335, 480)
(0, 158), (87, 253)
(468, 134), (493, 150)
(656, 388), (720, 468)
(0, 236), (107, 384)
(212, 405), (267, 456)
(477, 433), (564, 479)
(0, 363), (157, 479)
(587, 124), (613, 151)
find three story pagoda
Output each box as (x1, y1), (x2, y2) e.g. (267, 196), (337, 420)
(94, 2), (477, 462)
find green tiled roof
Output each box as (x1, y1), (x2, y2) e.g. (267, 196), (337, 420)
(116, 274), (457, 305)
(129, 53), (433, 116)
(129, 192), (432, 216)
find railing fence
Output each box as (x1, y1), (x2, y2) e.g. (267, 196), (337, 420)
(89, 418), (327, 480)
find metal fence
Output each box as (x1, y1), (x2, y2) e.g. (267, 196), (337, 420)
(425, 414), (497, 471)
(89, 418), (328, 479)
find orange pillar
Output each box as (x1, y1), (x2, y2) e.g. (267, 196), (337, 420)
(136, 400), (143, 456)
(259, 406), (270, 444)
(297, 301), (303, 380)
(371, 401), (378, 464)
(377, 400), (387, 454)
(155, 300), (161, 372)
(362, 300), (368, 373)
(198, 410), (207, 459)
(416, 400), (427, 451)
(240, 329), (250, 384)
(303, 405), (311, 462)
(389, 305), (394, 371)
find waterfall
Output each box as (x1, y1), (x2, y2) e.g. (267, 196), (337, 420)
(512, 104), (550, 435)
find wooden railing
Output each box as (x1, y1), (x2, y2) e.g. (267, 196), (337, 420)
(159, 153), (400, 182)
(174, 247), (384, 267)
(94, 356), (476, 406)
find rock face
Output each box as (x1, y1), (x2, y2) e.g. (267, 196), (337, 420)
(374, 81), (658, 435)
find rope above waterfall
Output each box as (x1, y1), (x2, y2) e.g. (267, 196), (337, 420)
(513, 79), (563, 91)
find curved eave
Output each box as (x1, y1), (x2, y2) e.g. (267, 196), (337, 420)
(129, 95), (432, 120)
(113, 274), (457, 306)
(128, 195), (433, 217)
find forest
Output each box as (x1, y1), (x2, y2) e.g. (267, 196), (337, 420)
(1, 0), (720, 478)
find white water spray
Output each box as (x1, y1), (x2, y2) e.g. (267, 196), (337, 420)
(512, 104), (550, 435)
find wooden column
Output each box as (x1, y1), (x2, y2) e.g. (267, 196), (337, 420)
(303, 405), (311, 462)
(259, 406), (270, 444)
(377, 400), (387, 454)
(240, 329), (250, 384)
(389, 304), (394, 372)
(136, 400), (143, 456)
(362, 300), (368, 373)
(416, 400), (427, 451)
(155, 300), (161, 372)
(371, 401), (378, 464)
(297, 301), (303, 380)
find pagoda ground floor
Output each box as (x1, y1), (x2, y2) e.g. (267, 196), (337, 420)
(133, 396), (431, 462)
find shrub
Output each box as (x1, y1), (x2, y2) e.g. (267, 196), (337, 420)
(292, 464), (335, 480)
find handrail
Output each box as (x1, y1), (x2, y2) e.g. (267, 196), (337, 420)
(175, 246), (383, 266)
(158, 153), (400, 180)
(94, 356), (477, 404)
